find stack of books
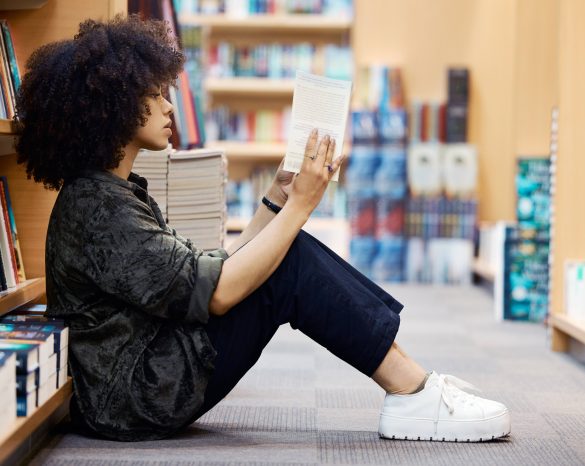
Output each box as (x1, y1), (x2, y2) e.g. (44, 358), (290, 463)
(134, 146), (171, 221)
(167, 149), (227, 250)
(0, 304), (69, 418)
(0, 351), (16, 437)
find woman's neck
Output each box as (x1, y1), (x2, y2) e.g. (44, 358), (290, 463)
(110, 144), (139, 180)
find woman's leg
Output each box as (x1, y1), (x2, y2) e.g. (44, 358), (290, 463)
(193, 230), (406, 419)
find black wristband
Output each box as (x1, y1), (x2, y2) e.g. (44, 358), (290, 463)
(262, 196), (282, 214)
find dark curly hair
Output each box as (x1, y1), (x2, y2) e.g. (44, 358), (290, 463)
(15, 14), (185, 190)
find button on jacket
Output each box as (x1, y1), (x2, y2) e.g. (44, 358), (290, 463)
(45, 170), (227, 441)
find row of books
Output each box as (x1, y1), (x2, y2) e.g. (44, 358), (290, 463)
(226, 166), (347, 221)
(349, 236), (473, 285)
(174, 0), (353, 17)
(163, 4), (206, 149)
(206, 105), (292, 143)
(351, 109), (408, 145)
(348, 197), (477, 241)
(0, 303), (69, 438)
(354, 66), (405, 111)
(345, 143), (478, 199)
(0, 177), (26, 291)
(208, 43), (352, 81)
(0, 19), (20, 120)
(134, 146), (228, 250)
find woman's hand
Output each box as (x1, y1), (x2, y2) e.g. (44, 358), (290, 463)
(265, 158), (294, 208)
(286, 128), (344, 218)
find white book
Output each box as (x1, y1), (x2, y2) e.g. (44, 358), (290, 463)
(407, 143), (442, 196)
(284, 71), (352, 182)
(442, 144), (478, 196)
(565, 260), (585, 319)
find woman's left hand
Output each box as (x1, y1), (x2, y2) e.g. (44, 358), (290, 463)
(265, 158), (294, 208)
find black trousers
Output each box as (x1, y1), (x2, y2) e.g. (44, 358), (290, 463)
(194, 230), (403, 419)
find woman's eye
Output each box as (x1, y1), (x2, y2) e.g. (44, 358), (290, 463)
(150, 93), (161, 99)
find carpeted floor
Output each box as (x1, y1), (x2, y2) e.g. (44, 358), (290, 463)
(30, 284), (585, 465)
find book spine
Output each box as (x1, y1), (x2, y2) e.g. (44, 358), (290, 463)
(0, 177), (26, 281)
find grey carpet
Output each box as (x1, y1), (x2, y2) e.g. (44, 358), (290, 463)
(29, 284), (585, 465)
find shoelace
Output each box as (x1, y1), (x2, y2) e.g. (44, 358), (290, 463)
(437, 374), (482, 414)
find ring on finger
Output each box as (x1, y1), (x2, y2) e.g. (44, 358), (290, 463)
(305, 154), (317, 160)
(326, 164), (333, 173)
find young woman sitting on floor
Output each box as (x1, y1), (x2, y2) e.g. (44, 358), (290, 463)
(14, 14), (511, 443)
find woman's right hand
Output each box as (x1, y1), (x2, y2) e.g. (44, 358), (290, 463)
(286, 128), (344, 217)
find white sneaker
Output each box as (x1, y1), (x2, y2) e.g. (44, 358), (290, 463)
(379, 371), (511, 442)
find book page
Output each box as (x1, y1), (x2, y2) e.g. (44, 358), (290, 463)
(284, 71), (352, 182)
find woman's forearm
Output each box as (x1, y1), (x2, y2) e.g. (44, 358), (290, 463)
(210, 202), (308, 315)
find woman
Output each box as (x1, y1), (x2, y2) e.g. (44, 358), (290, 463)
(15, 15), (511, 443)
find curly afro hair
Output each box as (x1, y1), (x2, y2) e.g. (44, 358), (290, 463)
(15, 14), (185, 190)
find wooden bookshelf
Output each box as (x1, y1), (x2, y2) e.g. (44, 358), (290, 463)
(207, 140), (351, 162)
(0, 379), (72, 465)
(0, 118), (15, 135)
(205, 77), (295, 96)
(550, 0), (585, 352)
(0, 277), (45, 317)
(179, 14), (351, 33)
(0, 0), (126, 462)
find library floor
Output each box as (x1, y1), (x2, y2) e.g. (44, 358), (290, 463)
(30, 284), (585, 466)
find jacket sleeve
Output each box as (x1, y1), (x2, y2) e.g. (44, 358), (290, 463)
(82, 196), (226, 324)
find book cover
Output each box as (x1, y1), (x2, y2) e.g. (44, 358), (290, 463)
(0, 328), (54, 365)
(17, 390), (36, 416)
(407, 143), (442, 196)
(0, 341), (38, 373)
(0, 21), (21, 93)
(442, 144), (478, 197)
(16, 370), (37, 395)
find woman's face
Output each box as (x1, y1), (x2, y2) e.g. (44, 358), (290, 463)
(132, 85), (174, 151)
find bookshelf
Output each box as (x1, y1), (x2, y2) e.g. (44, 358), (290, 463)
(205, 77), (295, 96)
(179, 14), (351, 33)
(549, 0), (585, 352)
(0, 0), (126, 462)
(189, 12), (352, 230)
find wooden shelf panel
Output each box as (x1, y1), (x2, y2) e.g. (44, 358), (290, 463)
(206, 78), (295, 96)
(0, 379), (72, 465)
(0, 277), (45, 317)
(179, 14), (351, 33)
(472, 258), (495, 282)
(207, 140), (351, 161)
(0, 119), (15, 135)
(550, 313), (585, 346)
(207, 141), (286, 161)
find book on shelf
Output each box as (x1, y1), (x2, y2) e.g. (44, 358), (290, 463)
(564, 260), (585, 320)
(175, 0), (353, 17)
(0, 327), (54, 368)
(0, 19), (21, 120)
(0, 177), (26, 282)
(0, 177), (26, 290)
(0, 341), (38, 374)
(0, 350), (16, 436)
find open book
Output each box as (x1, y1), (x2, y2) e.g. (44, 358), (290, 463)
(284, 71), (352, 182)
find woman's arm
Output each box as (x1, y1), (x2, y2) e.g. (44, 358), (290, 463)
(226, 160), (292, 256)
(209, 130), (342, 315)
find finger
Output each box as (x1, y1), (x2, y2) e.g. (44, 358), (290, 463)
(327, 153), (345, 176)
(315, 134), (331, 164)
(303, 128), (318, 163)
(325, 138), (335, 166)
